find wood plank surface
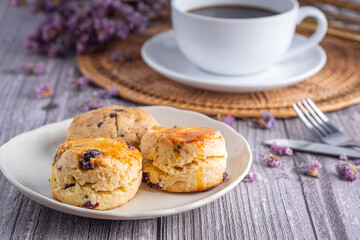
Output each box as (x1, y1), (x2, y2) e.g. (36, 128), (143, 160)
(1, 1), (360, 240)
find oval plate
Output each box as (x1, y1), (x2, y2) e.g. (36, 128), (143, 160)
(0, 106), (252, 220)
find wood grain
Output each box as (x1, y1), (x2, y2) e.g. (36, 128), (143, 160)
(1, 1), (360, 240)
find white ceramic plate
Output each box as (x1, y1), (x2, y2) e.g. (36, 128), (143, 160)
(0, 106), (252, 220)
(141, 30), (327, 92)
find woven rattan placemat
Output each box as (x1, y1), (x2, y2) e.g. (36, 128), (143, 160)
(77, 25), (360, 118)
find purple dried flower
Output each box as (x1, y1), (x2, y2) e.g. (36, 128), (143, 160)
(306, 160), (321, 178)
(18, 62), (45, 75)
(261, 111), (276, 129)
(98, 86), (119, 99)
(125, 12), (147, 33)
(33, 63), (45, 74)
(355, 159), (360, 166)
(34, 82), (53, 99)
(72, 76), (90, 90)
(110, 51), (123, 62)
(110, 51), (133, 63)
(222, 115), (235, 127)
(107, 88), (118, 98)
(260, 153), (280, 168)
(243, 172), (257, 182)
(18, 64), (32, 73)
(336, 161), (357, 181)
(98, 89), (107, 98)
(108, 87), (119, 96)
(246, 111), (276, 129)
(10, 0), (26, 6)
(137, 0), (168, 19)
(339, 154), (348, 161)
(82, 98), (105, 112)
(270, 142), (293, 156)
(48, 47), (64, 58)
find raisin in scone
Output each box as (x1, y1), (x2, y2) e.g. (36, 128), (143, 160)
(140, 126), (228, 192)
(66, 106), (158, 148)
(50, 138), (142, 210)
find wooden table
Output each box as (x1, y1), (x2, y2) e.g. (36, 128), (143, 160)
(1, 2), (360, 239)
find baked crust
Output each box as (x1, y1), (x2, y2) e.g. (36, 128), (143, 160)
(66, 106), (158, 148)
(50, 138), (142, 210)
(140, 126), (227, 192)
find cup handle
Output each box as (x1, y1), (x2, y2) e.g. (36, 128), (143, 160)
(280, 6), (327, 62)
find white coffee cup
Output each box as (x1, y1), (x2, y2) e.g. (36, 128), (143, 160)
(171, 0), (328, 75)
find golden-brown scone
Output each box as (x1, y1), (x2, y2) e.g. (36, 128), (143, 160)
(50, 138), (142, 210)
(66, 106), (158, 148)
(140, 126), (228, 192)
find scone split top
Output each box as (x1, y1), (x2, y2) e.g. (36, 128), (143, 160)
(66, 106), (159, 148)
(140, 126), (228, 192)
(50, 138), (142, 210)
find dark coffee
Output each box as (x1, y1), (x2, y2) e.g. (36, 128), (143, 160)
(188, 5), (278, 19)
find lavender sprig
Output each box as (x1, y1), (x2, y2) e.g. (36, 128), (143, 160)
(12, 0), (170, 56)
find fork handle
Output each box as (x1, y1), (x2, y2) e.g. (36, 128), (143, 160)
(340, 141), (360, 148)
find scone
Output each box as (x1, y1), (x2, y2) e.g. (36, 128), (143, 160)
(140, 126), (228, 192)
(66, 106), (158, 148)
(50, 138), (142, 210)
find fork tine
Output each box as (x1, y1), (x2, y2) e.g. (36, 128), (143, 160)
(296, 101), (328, 136)
(302, 100), (333, 134)
(306, 98), (340, 133)
(292, 103), (324, 139)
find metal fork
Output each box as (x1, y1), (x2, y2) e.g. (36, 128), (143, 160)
(292, 98), (360, 147)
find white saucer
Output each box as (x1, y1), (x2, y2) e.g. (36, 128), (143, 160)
(0, 106), (252, 220)
(141, 30), (327, 93)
